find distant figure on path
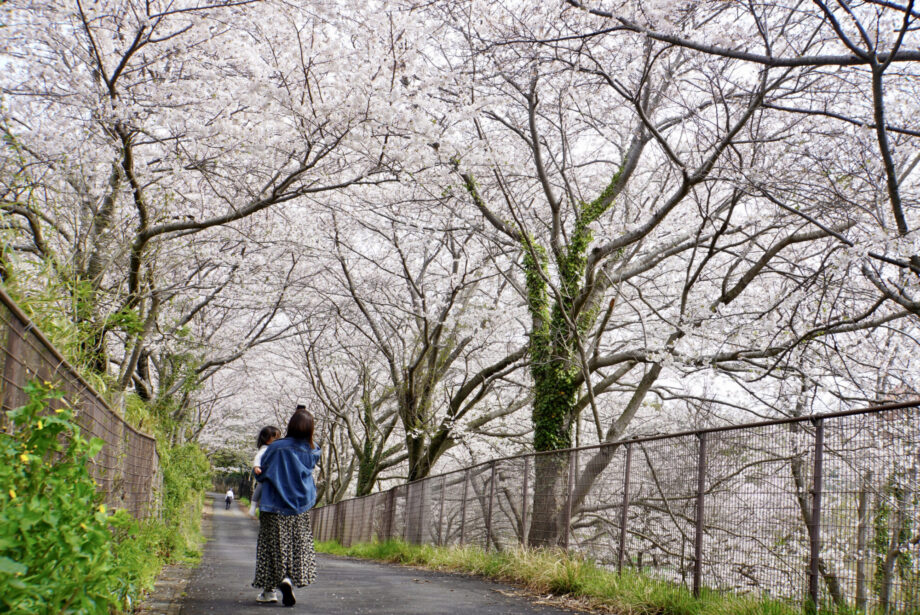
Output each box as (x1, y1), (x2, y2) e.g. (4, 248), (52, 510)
(225, 488), (234, 510)
(249, 425), (282, 516)
(252, 405), (321, 606)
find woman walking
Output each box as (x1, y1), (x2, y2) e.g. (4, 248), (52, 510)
(252, 406), (321, 606)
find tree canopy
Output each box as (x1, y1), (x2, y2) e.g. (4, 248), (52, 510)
(1, 0), (917, 500)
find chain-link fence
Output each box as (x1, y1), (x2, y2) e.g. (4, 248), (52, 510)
(311, 402), (920, 612)
(0, 287), (160, 519)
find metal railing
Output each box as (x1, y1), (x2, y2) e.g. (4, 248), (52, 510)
(311, 402), (920, 612)
(0, 286), (161, 519)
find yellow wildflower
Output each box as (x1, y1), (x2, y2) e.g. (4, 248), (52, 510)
(8, 489), (15, 500)
(98, 504), (106, 514)
(37, 420), (43, 430)
(19, 452), (28, 463)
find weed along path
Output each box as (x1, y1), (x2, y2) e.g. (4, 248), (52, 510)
(179, 493), (584, 615)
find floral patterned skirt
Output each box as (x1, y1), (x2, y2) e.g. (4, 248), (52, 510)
(252, 510), (317, 589)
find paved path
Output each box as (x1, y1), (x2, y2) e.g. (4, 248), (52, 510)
(179, 493), (583, 615)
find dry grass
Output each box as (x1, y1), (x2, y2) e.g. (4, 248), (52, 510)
(314, 539), (838, 615)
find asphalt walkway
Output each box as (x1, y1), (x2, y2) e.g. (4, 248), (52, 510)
(179, 493), (583, 615)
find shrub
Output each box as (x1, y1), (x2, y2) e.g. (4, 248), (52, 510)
(0, 381), (132, 613)
(159, 441), (211, 562)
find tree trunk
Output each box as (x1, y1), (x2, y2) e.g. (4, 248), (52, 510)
(876, 470), (913, 615)
(405, 479), (430, 545)
(527, 453), (570, 547)
(75, 305), (108, 374)
(355, 444), (376, 497)
(356, 400), (378, 496)
(134, 349), (152, 401)
(790, 450), (846, 608)
(855, 472), (871, 611)
(406, 432), (429, 483)
(527, 364), (577, 547)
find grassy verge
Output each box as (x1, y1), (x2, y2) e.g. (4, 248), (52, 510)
(315, 539), (840, 615)
(0, 383), (210, 613)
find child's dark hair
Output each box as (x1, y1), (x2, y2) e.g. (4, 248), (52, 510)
(286, 409), (314, 448)
(256, 425), (282, 448)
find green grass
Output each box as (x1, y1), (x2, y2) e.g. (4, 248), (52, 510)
(315, 539), (842, 615)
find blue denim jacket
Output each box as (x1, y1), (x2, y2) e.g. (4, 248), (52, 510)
(256, 437), (321, 515)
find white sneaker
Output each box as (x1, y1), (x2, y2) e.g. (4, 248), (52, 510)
(256, 590), (279, 603)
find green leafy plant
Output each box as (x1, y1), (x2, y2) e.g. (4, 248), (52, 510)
(159, 441), (211, 562)
(0, 380), (132, 613)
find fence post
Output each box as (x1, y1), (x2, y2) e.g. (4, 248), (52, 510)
(362, 496), (371, 543)
(1, 317), (24, 413)
(383, 487), (397, 540)
(437, 475), (447, 546)
(335, 501), (345, 545)
(617, 442), (633, 573)
(405, 481), (425, 544)
(693, 431), (708, 597)
(353, 499), (361, 545)
(342, 500), (350, 547)
(330, 503), (337, 544)
(339, 500), (355, 547)
(808, 419), (825, 608)
(459, 468), (470, 545)
(562, 449), (577, 551)
(522, 455), (530, 548)
(353, 498), (361, 544)
(485, 461), (496, 552)
(402, 485), (409, 542)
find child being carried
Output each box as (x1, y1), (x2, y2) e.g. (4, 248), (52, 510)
(249, 425), (282, 516)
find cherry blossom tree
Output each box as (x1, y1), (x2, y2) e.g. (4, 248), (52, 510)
(1, 0), (442, 434)
(3, 5), (917, 585)
(562, 0), (920, 317)
(299, 198), (528, 484)
(415, 0), (920, 547)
